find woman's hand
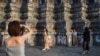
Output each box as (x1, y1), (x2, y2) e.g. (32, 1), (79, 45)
(20, 24), (26, 27)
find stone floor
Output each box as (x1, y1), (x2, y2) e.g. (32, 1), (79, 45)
(0, 45), (100, 56)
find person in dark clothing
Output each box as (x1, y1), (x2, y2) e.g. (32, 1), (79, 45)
(82, 27), (90, 54)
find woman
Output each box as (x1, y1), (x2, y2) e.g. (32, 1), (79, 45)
(72, 28), (78, 47)
(5, 21), (33, 56)
(42, 29), (52, 51)
(82, 27), (90, 54)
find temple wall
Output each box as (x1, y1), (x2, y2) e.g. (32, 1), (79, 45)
(0, 0), (100, 46)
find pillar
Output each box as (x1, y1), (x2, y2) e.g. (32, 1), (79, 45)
(26, 0), (38, 46)
(64, 0), (72, 47)
(46, 0), (55, 46)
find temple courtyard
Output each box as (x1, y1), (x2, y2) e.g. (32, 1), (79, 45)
(0, 45), (100, 56)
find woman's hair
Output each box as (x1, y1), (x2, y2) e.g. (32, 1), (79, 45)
(45, 29), (48, 33)
(85, 27), (89, 31)
(8, 21), (21, 36)
(44, 28), (48, 35)
(84, 27), (90, 33)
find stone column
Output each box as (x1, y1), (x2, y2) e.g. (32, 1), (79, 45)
(66, 20), (73, 47)
(64, 0), (72, 46)
(11, 0), (16, 3)
(0, 1), (6, 21)
(89, 32), (93, 46)
(26, 1), (38, 46)
(16, 0), (22, 3)
(11, 0), (22, 3)
(29, 0), (33, 2)
(0, 1), (8, 42)
(1, 22), (9, 46)
(46, 0), (55, 46)
(27, 2), (34, 46)
(9, 1), (21, 21)
(81, 2), (89, 27)
(81, 1), (100, 46)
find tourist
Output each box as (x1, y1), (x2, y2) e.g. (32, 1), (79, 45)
(82, 27), (90, 54)
(4, 20), (33, 56)
(72, 28), (78, 47)
(42, 29), (52, 51)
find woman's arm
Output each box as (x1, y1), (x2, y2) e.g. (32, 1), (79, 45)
(19, 25), (33, 41)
